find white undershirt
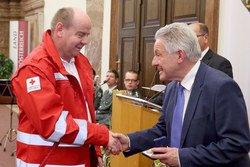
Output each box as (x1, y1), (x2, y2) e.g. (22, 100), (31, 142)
(200, 47), (209, 61)
(61, 58), (92, 123)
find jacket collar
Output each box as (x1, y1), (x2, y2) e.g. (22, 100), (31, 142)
(42, 30), (71, 76)
(180, 62), (207, 147)
(201, 49), (213, 64)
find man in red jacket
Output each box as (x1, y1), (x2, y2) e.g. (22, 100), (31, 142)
(12, 7), (120, 167)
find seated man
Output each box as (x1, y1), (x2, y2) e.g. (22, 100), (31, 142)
(123, 70), (143, 98)
(95, 69), (119, 129)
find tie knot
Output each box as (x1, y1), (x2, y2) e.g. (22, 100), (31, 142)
(178, 84), (184, 92)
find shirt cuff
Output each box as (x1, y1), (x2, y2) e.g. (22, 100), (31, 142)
(124, 135), (131, 152)
(178, 149), (181, 167)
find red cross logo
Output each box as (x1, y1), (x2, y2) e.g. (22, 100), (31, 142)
(29, 79), (35, 85)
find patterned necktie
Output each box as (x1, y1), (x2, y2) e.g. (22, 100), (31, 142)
(170, 84), (184, 148)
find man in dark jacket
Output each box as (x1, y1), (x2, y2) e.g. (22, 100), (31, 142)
(95, 69), (119, 129)
(189, 22), (233, 78)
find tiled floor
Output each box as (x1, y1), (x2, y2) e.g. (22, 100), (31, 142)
(0, 104), (18, 167)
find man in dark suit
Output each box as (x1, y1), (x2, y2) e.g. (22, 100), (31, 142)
(113, 23), (250, 166)
(190, 22), (233, 78)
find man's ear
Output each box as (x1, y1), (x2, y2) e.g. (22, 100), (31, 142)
(136, 80), (140, 86)
(204, 34), (209, 44)
(115, 78), (119, 84)
(177, 49), (185, 63)
(55, 22), (64, 37)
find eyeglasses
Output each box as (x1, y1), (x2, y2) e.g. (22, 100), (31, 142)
(197, 34), (205, 37)
(124, 79), (137, 83)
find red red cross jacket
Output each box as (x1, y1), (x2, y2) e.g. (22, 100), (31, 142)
(11, 30), (109, 167)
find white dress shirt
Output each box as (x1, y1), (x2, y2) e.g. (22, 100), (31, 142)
(61, 58), (92, 123)
(180, 60), (201, 123)
(199, 47), (209, 61)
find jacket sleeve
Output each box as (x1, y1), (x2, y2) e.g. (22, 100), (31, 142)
(96, 146), (102, 157)
(11, 65), (109, 147)
(217, 59), (233, 78)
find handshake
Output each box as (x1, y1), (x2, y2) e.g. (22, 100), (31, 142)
(106, 131), (130, 155)
(105, 132), (179, 167)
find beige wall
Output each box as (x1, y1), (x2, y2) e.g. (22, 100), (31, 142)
(218, 0), (250, 121)
(85, 0), (104, 81)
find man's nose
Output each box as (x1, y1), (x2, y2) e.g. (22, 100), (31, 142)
(152, 57), (158, 66)
(81, 37), (88, 45)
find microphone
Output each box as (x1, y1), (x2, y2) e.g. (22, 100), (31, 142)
(148, 89), (164, 102)
(145, 69), (159, 101)
(101, 79), (109, 85)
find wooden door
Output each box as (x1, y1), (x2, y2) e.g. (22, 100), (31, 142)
(139, 0), (167, 96)
(117, 0), (167, 92)
(117, 0), (141, 89)
(111, 0), (219, 96)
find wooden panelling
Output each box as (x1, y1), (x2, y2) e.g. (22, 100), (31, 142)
(140, 0), (166, 95)
(144, 0), (160, 26)
(141, 37), (156, 95)
(205, 0), (219, 52)
(121, 38), (136, 77)
(117, 0), (140, 89)
(168, 0), (206, 23)
(110, 0), (219, 96)
(123, 0), (136, 28)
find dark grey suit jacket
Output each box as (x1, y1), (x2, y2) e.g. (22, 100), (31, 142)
(202, 49), (233, 78)
(124, 62), (250, 166)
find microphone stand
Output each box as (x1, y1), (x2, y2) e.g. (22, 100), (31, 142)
(148, 89), (164, 102)
(145, 70), (159, 101)
(0, 79), (17, 156)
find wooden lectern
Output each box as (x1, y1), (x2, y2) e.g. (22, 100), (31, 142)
(110, 90), (161, 167)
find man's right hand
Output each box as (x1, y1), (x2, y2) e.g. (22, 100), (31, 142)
(111, 133), (130, 152)
(107, 131), (122, 155)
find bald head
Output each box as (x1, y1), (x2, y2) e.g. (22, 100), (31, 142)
(71, 7), (91, 28)
(51, 7), (91, 35)
(189, 23), (209, 52)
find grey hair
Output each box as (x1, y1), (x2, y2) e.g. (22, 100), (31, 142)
(155, 22), (201, 62)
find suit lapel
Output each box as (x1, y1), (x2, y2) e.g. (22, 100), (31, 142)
(201, 49), (213, 65)
(164, 82), (178, 145)
(180, 62), (206, 147)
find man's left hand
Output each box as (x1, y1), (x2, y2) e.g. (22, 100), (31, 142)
(98, 156), (103, 167)
(151, 147), (179, 167)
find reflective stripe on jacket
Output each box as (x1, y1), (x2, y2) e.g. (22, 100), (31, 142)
(12, 30), (109, 167)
